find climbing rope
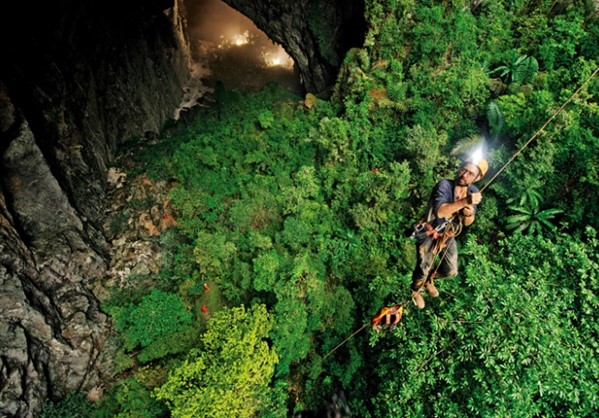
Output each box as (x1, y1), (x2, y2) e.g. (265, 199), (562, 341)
(323, 323), (370, 359)
(322, 65), (599, 360)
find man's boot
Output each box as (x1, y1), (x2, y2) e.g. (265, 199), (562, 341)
(411, 290), (425, 309)
(411, 278), (426, 309)
(425, 279), (439, 298)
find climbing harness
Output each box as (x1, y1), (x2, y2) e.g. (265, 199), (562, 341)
(412, 213), (463, 252)
(322, 65), (599, 360)
(431, 219), (459, 254)
(425, 223), (458, 283)
(411, 219), (448, 240)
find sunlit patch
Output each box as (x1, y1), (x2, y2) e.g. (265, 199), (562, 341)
(231, 31), (250, 46)
(262, 46), (294, 68)
(217, 30), (252, 48)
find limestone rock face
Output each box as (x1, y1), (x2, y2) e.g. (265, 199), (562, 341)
(0, 0), (191, 415)
(0, 84), (110, 418)
(223, 0), (366, 95)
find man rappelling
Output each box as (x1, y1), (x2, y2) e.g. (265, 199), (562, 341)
(410, 156), (488, 309)
(326, 69), (597, 354)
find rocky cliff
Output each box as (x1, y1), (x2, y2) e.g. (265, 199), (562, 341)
(0, 0), (191, 416)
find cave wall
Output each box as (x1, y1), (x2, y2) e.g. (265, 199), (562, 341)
(222, 0), (366, 95)
(0, 0), (191, 416)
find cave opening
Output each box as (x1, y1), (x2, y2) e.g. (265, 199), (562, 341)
(183, 0), (302, 95)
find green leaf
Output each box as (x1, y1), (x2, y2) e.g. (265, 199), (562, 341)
(487, 101), (504, 134)
(512, 55), (539, 84)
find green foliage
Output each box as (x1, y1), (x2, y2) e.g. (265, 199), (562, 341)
(404, 124), (447, 195)
(486, 101), (505, 136)
(109, 289), (194, 363)
(102, 1), (599, 416)
(537, 13), (587, 71)
(271, 298), (311, 376)
(38, 393), (94, 418)
(489, 52), (539, 84)
(311, 116), (352, 165)
(257, 110), (275, 129)
(349, 161), (411, 230)
(193, 231), (237, 277)
(155, 304), (283, 418)
(366, 231), (599, 417)
(506, 188), (564, 235)
(95, 377), (167, 418)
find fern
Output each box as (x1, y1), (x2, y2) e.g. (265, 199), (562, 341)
(489, 53), (539, 84)
(506, 189), (563, 235)
(512, 55), (539, 84)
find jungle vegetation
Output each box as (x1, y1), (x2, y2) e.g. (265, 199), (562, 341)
(40, 0), (599, 416)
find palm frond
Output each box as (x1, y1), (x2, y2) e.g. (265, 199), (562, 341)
(521, 188), (542, 210)
(513, 56), (539, 84)
(506, 214), (531, 229)
(508, 206), (532, 215)
(506, 189), (561, 236)
(486, 101), (504, 135)
(537, 217), (558, 231)
(537, 208), (564, 218)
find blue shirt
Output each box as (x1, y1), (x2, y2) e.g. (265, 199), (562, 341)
(426, 179), (478, 228)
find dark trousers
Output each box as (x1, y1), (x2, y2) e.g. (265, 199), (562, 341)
(411, 234), (458, 291)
